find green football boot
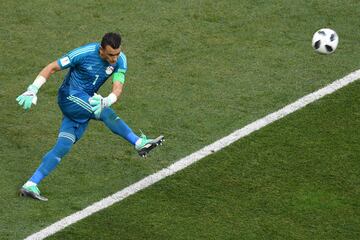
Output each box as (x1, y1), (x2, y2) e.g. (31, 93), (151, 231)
(135, 134), (164, 157)
(20, 185), (48, 201)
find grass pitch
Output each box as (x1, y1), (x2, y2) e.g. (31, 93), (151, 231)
(1, 0), (360, 239)
(49, 80), (360, 240)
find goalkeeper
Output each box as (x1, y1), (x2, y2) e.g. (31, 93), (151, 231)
(16, 32), (164, 201)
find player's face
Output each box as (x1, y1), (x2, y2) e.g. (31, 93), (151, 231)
(100, 45), (121, 65)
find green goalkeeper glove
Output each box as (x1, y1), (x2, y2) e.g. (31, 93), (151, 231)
(16, 84), (39, 110)
(89, 93), (117, 118)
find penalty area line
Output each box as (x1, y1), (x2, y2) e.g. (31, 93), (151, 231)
(25, 69), (360, 240)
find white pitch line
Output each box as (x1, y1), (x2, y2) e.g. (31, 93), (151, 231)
(25, 69), (360, 240)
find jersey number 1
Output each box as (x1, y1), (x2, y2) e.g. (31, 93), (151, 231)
(92, 75), (99, 85)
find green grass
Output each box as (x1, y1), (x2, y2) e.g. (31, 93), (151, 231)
(0, 0), (360, 239)
(49, 79), (360, 240)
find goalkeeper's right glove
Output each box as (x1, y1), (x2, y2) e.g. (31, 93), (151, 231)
(89, 93), (117, 118)
(16, 84), (39, 110)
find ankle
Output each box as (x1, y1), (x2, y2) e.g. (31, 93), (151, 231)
(23, 181), (37, 188)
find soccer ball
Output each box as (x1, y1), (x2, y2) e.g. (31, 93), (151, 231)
(312, 28), (339, 54)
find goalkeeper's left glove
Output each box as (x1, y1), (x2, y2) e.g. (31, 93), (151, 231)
(89, 93), (117, 118)
(16, 84), (39, 110)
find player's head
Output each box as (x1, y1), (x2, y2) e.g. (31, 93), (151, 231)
(100, 32), (122, 65)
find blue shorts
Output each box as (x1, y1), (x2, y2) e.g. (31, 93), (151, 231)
(57, 89), (95, 143)
(58, 90), (94, 124)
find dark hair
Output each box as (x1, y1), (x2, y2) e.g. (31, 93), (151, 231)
(101, 32), (121, 49)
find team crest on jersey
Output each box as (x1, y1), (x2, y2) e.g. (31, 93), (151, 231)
(105, 66), (114, 75)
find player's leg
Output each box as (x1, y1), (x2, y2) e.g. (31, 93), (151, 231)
(20, 137), (73, 200)
(97, 107), (164, 157)
(20, 117), (88, 201)
(20, 92), (91, 201)
(97, 107), (139, 144)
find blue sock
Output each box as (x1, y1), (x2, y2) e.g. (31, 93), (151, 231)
(30, 137), (73, 184)
(101, 108), (139, 145)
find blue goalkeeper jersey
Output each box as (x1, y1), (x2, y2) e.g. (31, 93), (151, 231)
(57, 43), (127, 96)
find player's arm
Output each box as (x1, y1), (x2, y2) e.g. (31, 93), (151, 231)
(16, 61), (61, 110)
(111, 81), (123, 100)
(38, 61), (62, 79)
